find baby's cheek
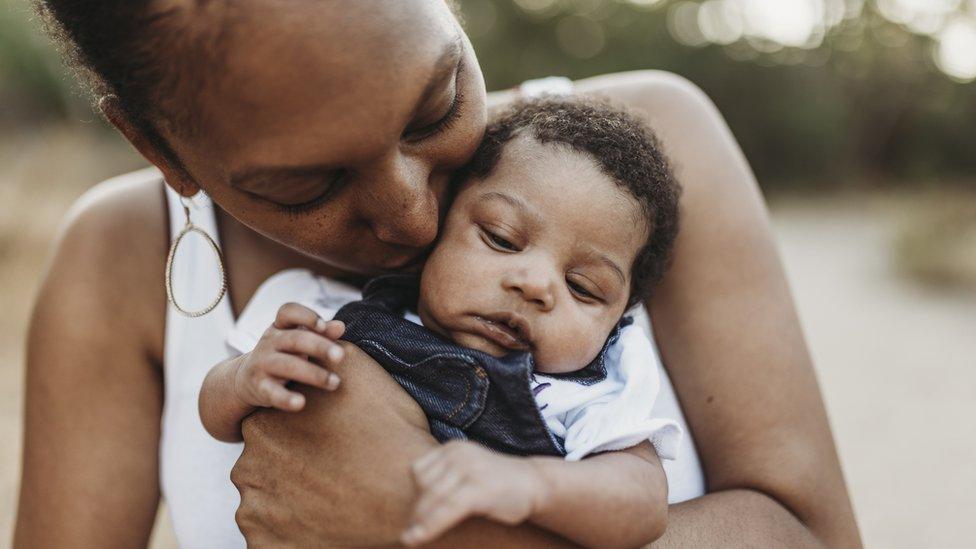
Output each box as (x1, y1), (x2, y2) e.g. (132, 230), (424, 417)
(533, 325), (606, 374)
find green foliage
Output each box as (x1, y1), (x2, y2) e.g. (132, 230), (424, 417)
(0, 0), (85, 124)
(0, 0), (973, 188)
(461, 0), (976, 188)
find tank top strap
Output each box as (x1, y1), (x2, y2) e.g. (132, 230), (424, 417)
(161, 182), (246, 547)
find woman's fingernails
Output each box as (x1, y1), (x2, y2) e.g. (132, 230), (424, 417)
(290, 395), (303, 408)
(315, 318), (327, 332)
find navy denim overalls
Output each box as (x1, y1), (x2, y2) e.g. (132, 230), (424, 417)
(333, 274), (626, 457)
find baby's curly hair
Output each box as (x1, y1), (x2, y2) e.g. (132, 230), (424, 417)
(461, 97), (682, 307)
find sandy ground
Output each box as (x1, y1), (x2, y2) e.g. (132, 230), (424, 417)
(1, 131), (974, 547)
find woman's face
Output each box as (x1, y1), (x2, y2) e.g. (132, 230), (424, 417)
(159, 1), (487, 277)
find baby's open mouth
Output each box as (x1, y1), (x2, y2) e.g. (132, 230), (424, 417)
(471, 312), (533, 352)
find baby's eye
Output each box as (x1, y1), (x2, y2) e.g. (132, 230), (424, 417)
(567, 280), (598, 301)
(483, 229), (519, 252)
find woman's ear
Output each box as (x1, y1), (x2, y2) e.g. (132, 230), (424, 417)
(99, 95), (201, 198)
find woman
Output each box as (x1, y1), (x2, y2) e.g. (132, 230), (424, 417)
(15, 1), (860, 547)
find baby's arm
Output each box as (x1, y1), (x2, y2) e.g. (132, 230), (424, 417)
(199, 303), (346, 442)
(402, 441), (667, 548)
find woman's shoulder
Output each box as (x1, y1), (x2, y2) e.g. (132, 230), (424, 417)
(64, 166), (167, 232)
(58, 166), (169, 282)
(41, 167), (170, 357)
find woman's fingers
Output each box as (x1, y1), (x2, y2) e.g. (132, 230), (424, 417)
(257, 378), (305, 411)
(274, 329), (345, 367)
(265, 354), (339, 391)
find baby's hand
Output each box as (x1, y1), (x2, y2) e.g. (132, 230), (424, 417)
(234, 302), (346, 412)
(401, 441), (546, 546)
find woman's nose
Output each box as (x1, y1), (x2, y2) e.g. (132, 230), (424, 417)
(359, 156), (444, 248)
(503, 268), (556, 312)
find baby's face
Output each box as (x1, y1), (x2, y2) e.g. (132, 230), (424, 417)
(418, 134), (648, 373)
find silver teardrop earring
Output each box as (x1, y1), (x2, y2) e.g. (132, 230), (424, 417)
(165, 195), (227, 317)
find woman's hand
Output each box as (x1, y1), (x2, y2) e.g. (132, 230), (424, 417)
(232, 342), (433, 547)
(232, 343), (576, 548)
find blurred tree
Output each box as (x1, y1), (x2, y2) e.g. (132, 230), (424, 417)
(461, 0), (976, 188)
(1, 0), (973, 189)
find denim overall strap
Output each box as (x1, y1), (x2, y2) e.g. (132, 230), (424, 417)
(335, 274), (565, 456)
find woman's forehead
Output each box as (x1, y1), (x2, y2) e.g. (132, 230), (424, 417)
(184, 0), (461, 166)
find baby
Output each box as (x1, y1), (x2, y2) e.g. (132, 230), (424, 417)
(200, 98), (682, 547)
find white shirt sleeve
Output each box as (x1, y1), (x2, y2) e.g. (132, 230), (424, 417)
(537, 323), (682, 461)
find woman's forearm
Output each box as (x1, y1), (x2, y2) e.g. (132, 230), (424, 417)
(569, 71), (861, 548)
(656, 490), (824, 548)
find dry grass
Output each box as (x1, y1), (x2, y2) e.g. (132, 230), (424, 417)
(893, 193), (976, 292)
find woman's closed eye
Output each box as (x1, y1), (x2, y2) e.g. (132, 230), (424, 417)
(403, 58), (466, 143)
(271, 171), (346, 214)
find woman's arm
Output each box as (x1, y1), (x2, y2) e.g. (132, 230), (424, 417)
(233, 72), (860, 547)
(575, 70), (862, 548)
(14, 178), (169, 547)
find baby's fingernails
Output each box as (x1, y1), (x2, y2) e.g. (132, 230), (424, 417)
(326, 374), (341, 390)
(401, 525), (425, 545)
(328, 346), (343, 362)
(315, 318), (327, 332)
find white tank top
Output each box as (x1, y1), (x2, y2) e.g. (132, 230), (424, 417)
(157, 131), (706, 546)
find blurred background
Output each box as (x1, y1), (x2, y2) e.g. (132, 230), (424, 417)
(1, 0), (974, 546)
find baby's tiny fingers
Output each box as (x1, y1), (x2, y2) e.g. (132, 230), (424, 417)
(273, 302), (325, 332)
(412, 447), (443, 472)
(402, 495), (472, 546)
(266, 353), (339, 390)
(257, 378), (305, 411)
(413, 470), (465, 517)
(412, 453), (452, 489)
(275, 330), (345, 365)
(321, 319), (345, 339)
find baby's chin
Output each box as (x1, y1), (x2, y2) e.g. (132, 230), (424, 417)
(532, 356), (596, 375)
(450, 331), (514, 358)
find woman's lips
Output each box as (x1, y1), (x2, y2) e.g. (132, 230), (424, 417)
(469, 313), (532, 352)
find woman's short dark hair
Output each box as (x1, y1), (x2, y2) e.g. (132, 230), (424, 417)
(460, 97), (682, 307)
(37, 0), (226, 163)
